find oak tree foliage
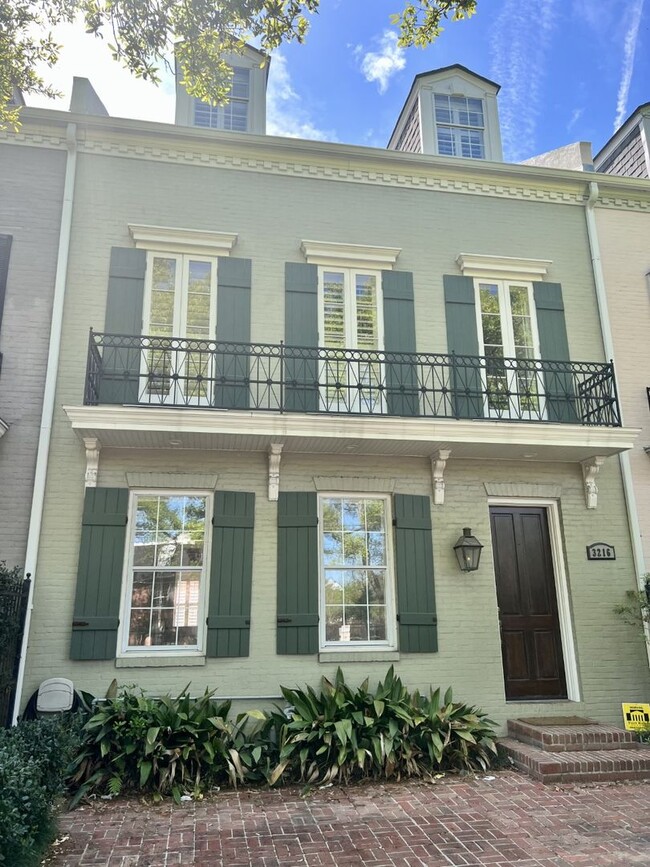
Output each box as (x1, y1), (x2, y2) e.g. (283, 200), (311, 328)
(1, 0), (477, 128)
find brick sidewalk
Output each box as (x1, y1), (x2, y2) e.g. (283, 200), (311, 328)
(48, 771), (650, 866)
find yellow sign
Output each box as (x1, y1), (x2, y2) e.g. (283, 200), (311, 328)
(622, 703), (650, 731)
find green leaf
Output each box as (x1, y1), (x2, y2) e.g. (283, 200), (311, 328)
(139, 760), (152, 787)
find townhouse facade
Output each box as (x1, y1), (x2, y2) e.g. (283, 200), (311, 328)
(4, 65), (650, 729)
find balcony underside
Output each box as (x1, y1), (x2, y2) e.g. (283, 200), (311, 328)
(64, 405), (638, 463)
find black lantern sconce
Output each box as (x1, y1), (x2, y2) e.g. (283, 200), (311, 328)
(453, 528), (484, 573)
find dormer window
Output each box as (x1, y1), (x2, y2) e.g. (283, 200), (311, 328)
(193, 67), (250, 132)
(434, 94), (485, 159)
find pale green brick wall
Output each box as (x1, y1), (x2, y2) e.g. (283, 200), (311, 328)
(21, 140), (647, 732)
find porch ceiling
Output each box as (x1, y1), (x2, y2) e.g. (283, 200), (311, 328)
(63, 405), (638, 464)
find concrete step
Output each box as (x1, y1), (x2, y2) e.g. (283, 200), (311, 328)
(499, 737), (650, 784)
(507, 718), (638, 752)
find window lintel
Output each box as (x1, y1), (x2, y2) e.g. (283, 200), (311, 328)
(129, 224), (238, 257)
(457, 253), (552, 282)
(301, 239), (401, 271)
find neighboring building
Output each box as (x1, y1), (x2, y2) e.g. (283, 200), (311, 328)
(0, 103), (67, 567)
(8, 66), (650, 729)
(594, 103), (650, 178)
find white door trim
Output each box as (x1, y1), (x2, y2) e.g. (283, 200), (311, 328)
(487, 496), (580, 702)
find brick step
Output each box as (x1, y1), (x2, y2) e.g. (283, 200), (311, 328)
(507, 718), (638, 752)
(499, 737), (650, 784)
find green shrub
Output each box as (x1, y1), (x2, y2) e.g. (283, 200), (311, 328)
(0, 714), (84, 867)
(69, 687), (272, 804)
(267, 666), (497, 785)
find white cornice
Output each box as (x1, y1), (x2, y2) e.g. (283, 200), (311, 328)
(300, 240), (401, 269)
(128, 224), (238, 256)
(456, 253), (552, 281)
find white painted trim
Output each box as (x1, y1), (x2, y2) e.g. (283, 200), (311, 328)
(581, 455), (606, 509)
(301, 240), (401, 270)
(116, 489), (213, 658)
(129, 224), (238, 257)
(13, 123), (78, 725)
(457, 253), (552, 281)
(268, 443), (283, 501)
(63, 405), (640, 458)
(487, 496), (581, 703)
(317, 492), (397, 652)
(431, 449), (451, 505)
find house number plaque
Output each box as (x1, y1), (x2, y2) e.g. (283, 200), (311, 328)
(586, 542), (616, 561)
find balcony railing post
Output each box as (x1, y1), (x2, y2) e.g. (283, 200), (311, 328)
(280, 340), (285, 414)
(450, 351), (459, 420)
(609, 359), (621, 427)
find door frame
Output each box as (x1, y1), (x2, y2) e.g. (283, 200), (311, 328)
(487, 497), (580, 702)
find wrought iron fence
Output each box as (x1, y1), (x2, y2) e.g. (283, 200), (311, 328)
(0, 569), (30, 727)
(85, 331), (621, 426)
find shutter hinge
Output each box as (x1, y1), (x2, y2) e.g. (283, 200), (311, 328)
(392, 517), (397, 527)
(396, 614), (400, 622)
(72, 620), (88, 627)
(277, 617), (292, 624)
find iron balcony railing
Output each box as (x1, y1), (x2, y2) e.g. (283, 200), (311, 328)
(84, 330), (622, 427)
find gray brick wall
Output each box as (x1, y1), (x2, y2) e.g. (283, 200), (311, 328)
(0, 144), (66, 567)
(596, 126), (649, 178)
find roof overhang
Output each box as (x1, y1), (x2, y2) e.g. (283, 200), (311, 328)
(64, 405), (638, 464)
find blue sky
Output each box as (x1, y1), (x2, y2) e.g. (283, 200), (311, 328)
(30, 0), (649, 162)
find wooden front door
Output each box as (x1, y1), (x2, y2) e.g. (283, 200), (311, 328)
(490, 506), (567, 700)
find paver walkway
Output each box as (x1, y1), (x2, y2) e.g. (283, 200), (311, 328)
(48, 772), (650, 866)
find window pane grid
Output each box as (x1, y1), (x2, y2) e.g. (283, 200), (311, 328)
(321, 497), (389, 644)
(128, 495), (206, 649)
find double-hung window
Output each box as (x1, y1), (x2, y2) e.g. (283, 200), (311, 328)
(320, 495), (395, 649)
(319, 268), (384, 413)
(475, 280), (544, 419)
(142, 253), (217, 405)
(434, 94), (485, 159)
(121, 492), (210, 654)
(194, 67), (250, 132)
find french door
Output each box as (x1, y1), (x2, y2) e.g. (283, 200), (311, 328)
(142, 254), (217, 405)
(319, 268), (384, 413)
(476, 280), (544, 420)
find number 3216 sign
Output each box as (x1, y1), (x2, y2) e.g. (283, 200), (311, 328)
(586, 542), (616, 561)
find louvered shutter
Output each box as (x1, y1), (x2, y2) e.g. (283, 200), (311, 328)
(214, 257), (252, 409)
(100, 247), (146, 404)
(277, 492), (319, 654)
(393, 493), (438, 653)
(206, 491), (255, 657)
(382, 270), (419, 416)
(0, 234), (12, 336)
(443, 274), (483, 419)
(70, 488), (128, 660)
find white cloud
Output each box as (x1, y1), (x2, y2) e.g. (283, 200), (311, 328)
(357, 31), (406, 95)
(26, 21), (175, 122)
(266, 53), (337, 141)
(614, 0), (645, 129)
(490, 0), (558, 161)
(567, 107), (584, 131)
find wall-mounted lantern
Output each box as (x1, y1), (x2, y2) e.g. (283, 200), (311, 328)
(453, 528), (484, 573)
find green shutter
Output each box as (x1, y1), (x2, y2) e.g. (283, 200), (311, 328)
(0, 234), (12, 336)
(215, 257), (252, 409)
(206, 491), (255, 658)
(444, 275), (483, 419)
(99, 247), (146, 405)
(70, 487), (128, 660)
(382, 270), (419, 416)
(533, 282), (576, 423)
(393, 494), (437, 653)
(277, 492), (319, 654)
(284, 263), (319, 412)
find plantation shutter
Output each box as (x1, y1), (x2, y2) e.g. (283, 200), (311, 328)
(382, 270), (419, 416)
(70, 487), (129, 660)
(206, 491), (255, 657)
(393, 494), (437, 653)
(284, 263), (319, 412)
(214, 257), (252, 409)
(533, 282), (576, 422)
(100, 247), (146, 404)
(444, 274), (483, 419)
(0, 234), (12, 335)
(277, 492), (319, 654)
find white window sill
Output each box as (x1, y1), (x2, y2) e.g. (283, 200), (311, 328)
(115, 654), (206, 668)
(318, 650), (400, 664)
